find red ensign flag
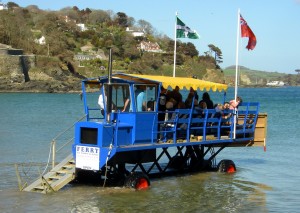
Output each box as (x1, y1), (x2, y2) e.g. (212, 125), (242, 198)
(240, 15), (257, 50)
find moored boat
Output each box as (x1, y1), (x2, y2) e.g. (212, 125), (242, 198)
(266, 81), (285, 87)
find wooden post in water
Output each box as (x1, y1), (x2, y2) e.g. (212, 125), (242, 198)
(52, 140), (56, 169)
(15, 164), (23, 191)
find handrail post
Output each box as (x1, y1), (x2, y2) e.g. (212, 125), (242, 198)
(52, 140), (56, 169)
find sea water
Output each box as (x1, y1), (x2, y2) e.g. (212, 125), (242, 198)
(0, 87), (300, 213)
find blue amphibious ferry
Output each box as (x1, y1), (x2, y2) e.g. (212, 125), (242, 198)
(71, 72), (267, 190)
(22, 66), (267, 193)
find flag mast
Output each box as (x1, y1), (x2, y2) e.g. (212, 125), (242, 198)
(173, 12), (178, 77)
(233, 8), (241, 139)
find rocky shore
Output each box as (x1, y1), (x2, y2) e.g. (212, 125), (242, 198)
(0, 55), (82, 93)
(1, 54), (294, 93)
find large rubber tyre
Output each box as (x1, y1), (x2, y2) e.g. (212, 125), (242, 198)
(217, 159), (236, 173)
(124, 172), (150, 190)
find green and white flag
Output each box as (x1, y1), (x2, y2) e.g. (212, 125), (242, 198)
(176, 17), (199, 39)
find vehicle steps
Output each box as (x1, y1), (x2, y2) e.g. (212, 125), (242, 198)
(23, 154), (75, 194)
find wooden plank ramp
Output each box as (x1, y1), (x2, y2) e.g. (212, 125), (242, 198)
(23, 154), (75, 194)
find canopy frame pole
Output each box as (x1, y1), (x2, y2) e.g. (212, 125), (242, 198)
(173, 12), (178, 77)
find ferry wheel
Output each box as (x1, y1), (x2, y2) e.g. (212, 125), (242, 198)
(124, 172), (150, 190)
(217, 159), (236, 173)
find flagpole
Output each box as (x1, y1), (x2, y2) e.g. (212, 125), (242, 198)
(173, 12), (178, 77)
(234, 8), (240, 139)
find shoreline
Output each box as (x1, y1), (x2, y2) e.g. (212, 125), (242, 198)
(1, 86), (295, 94)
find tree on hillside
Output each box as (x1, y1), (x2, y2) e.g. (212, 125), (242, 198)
(208, 44), (223, 69)
(155, 34), (172, 51)
(295, 69), (300, 74)
(88, 10), (111, 25)
(58, 7), (80, 21)
(115, 12), (129, 27)
(35, 12), (59, 34)
(137, 19), (154, 35)
(26, 5), (41, 13)
(80, 8), (92, 22)
(178, 42), (198, 58)
(122, 34), (140, 60)
(7, 2), (19, 9)
(0, 9), (33, 51)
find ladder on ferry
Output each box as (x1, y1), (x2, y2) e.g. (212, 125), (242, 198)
(23, 154), (75, 194)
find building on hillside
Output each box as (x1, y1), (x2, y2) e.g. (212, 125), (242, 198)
(60, 16), (76, 24)
(34, 36), (46, 45)
(0, 2), (8, 10)
(62, 15), (87, 31)
(126, 27), (145, 37)
(138, 41), (163, 53)
(76, 23), (87, 32)
(74, 53), (106, 61)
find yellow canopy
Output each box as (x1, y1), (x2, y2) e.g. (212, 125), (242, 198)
(84, 73), (228, 92)
(124, 74), (228, 92)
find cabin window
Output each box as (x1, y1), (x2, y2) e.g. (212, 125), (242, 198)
(134, 84), (157, 112)
(80, 127), (98, 145)
(104, 83), (131, 112)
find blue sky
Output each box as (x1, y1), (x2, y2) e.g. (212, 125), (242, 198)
(8, 0), (300, 74)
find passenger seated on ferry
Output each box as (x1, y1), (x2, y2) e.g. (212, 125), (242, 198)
(168, 86), (182, 109)
(192, 100), (202, 117)
(147, 100), (155, 111)
(213, 104), (225, 119)
(158, 101), (176, 141)
(184, 92), (194, 108)
(177, 101), (186, 109)
(177, 102), (189, 130)
(189, 87), (199, 101)
(165, 101), (175, 120)
(213, 103), (234, 120)
(193, 101), (207, 118)
(229, 96), (243, 109)
(158, 86), (170, 121)
(223, 102), (232, 119)
(199, 92), (214, 109)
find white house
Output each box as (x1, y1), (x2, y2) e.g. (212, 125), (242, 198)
(34, 36), (46, 45)
(139, 41), (162, 53)
(126, 27), (145, 37)
(76, 23), (87, 32)
(0, 2), (8, 10)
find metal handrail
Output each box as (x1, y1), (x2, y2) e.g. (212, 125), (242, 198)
(49, 114), (87, 171)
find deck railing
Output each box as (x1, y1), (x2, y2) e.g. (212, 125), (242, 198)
(154, 102), (259, 144)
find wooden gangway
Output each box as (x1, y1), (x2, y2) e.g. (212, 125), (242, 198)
(23, 154), (75, 194)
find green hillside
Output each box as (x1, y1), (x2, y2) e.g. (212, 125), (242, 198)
(223, 66), (300, 86)
(0, 3), (299, 92)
